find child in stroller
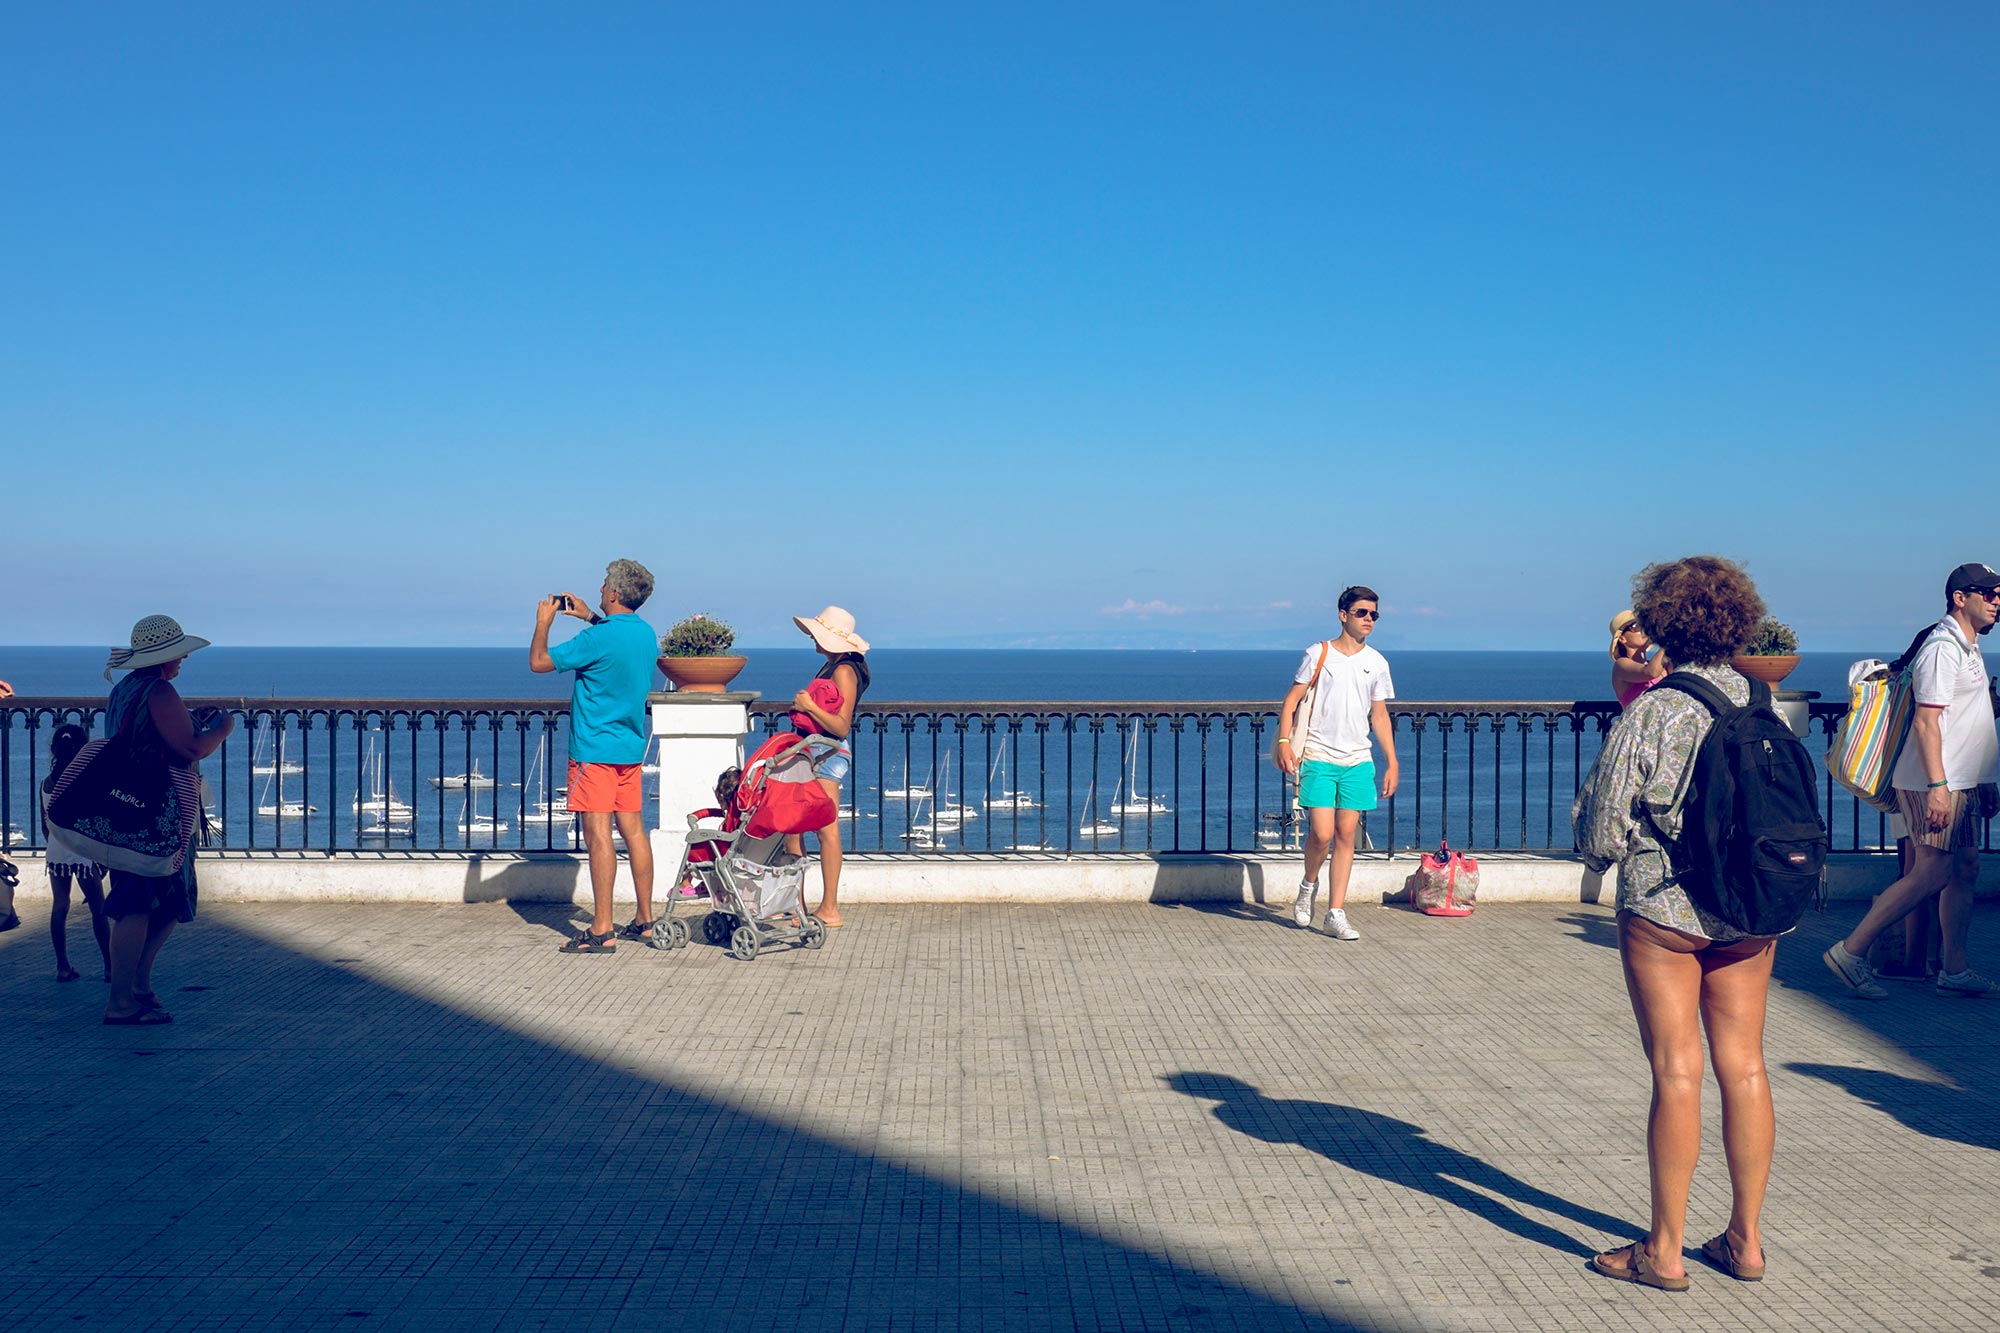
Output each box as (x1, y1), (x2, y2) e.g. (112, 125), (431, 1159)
(665, 767), (743, 903)
(651, 732), (837, 960)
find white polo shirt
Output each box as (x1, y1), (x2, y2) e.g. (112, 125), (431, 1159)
(1891, 617), (1998, 792)
(1293, 641), (1394, 767)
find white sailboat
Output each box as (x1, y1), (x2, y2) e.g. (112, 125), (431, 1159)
(430, 759), (496, 791)
(354, 738), (412, 835)
(1108, 730), (1171, 817)
(250, 728), (304, 777)
(256, 735), (317, 818)
(640, 735), (660, 776)
(983, 739), (1037, 811)
(926, 749), (977, 825)
(1077, 780), (1119, 839)
(879, 757), (932, 801)
(458, 789), (509, 839)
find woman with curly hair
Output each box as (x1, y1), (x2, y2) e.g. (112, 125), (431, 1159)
(1573, 556), (1776, 1290)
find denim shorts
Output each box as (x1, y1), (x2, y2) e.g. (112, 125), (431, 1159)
(1297, 760), (1377, 811)
(805, 734), (852, 785)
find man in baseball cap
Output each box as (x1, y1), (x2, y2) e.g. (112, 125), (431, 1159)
(1825, 561), (2000, 1000)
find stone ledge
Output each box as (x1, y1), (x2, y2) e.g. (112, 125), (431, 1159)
(0, 850), (1952, 906)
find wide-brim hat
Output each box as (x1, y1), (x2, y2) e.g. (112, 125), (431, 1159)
(794, 606), (869, 655)
(1608, 609), (1640, 658)
(104, 615), (211, 681)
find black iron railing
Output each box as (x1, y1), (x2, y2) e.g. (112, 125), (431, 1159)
(0, 698), (1913, 857)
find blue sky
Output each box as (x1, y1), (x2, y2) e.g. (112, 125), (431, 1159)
(1, 4), (1992, 651)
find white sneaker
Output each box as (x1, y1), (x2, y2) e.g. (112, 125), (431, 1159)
(1822, 944), (1888, 1000)
(1936, 967), (1999, 998)
(1292, 882), (1317, 927)
(1323, 908), (1359, 941)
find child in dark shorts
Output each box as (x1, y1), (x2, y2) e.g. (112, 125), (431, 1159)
(42, 725), (111, 982)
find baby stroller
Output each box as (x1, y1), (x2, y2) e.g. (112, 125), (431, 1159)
(653, 731), (836, 961)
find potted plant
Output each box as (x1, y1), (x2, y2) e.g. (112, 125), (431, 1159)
(657, 613), (747, 693)
(1731, 616), (1800, 685)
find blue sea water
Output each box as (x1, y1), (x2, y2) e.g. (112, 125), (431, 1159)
(0, 647), (1890, 857)
(0, 645), (1862, 705)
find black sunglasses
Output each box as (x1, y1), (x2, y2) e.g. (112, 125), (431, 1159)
(1346, 608), (1380, 620)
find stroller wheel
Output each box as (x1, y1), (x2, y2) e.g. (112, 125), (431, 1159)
(668, 918), (691, 950)
(803, 919), (827, 950)
(649, 917), (674, 950)
(728, 924), (760, 962)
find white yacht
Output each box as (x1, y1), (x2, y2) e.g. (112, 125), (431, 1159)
(430, 759), (497, 791)
(983, 740), (1037, 811)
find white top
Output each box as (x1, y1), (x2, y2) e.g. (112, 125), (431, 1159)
(1292, 641), (1394, 766)
(1892, 618), (1998, 792)
(40, 789), (99, 871)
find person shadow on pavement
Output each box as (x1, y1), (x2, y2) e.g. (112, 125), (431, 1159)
(1786, 1063), (2000, 1154)
(1164, 1072), (1631, 1257)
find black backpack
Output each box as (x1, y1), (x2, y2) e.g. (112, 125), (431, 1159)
(1650, 672), (1829, 936)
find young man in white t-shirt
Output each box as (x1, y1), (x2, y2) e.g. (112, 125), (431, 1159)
(1275, 586), (1400, 940)
(1825, 562), (2000, 1000)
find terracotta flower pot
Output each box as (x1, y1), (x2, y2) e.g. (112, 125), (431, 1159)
(657, 655), (747, 693)
(1731, 654), (1800, 686)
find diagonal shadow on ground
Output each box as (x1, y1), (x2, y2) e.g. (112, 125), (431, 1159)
(1163, 1072), (1630, 1258)
(1784, 1063), (2000, 1154)
(0, 917), (1376, 1333)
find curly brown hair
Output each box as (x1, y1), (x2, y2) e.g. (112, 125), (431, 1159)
(1630, 556), (1766, 666)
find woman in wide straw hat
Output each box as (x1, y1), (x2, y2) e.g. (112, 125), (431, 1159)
(787, 607), (870, 927)
(99, 615), (234, 1025)
(1609, 608), (1668, 710)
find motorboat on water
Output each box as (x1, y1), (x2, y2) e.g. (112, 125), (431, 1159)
(431, 759), (497, 791)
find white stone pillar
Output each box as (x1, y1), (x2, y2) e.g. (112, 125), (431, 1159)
(651, 690), (758, 877)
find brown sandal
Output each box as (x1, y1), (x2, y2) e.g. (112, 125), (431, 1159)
(1700, 1234), (1765, 1281)
(1591, 1243), (1689, 1292)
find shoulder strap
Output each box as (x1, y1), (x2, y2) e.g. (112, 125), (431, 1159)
(1313, 640), (1331, 679)
(1651, 672), (1734, 718)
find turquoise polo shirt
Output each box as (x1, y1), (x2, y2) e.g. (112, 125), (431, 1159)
(548, 613), (657, 764)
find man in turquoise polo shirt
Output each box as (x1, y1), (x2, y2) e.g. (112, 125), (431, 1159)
(530, 559), (659, 954)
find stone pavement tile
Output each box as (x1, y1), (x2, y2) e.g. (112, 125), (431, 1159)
(2, 896), (1998, 1331)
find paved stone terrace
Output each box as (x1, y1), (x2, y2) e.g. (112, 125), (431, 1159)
(2, 893), (1996, 1333)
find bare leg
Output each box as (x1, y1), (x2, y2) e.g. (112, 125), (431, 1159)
(1838, 842), (1950, 961)
(105, 912), (152, 1018)
(1326, 809), (1362, 910)
(133, 909), (177, 998)
(1937, 844), (1981, 975)
(813, 777), (844, 925)
(1302, 807), (1334, 886)
(50, 869), (76, 978)
(1612, 913), (1705, 1281)
(80, 874), (111, 977)
(614, 809), (655, 925)
(1699, 936), (1777, 1271)
(579, 812), (618, 935)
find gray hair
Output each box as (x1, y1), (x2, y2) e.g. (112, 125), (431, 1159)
(605, 559), (654, 611)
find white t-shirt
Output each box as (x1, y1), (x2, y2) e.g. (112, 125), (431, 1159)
(1292, 641), (1394, 766)
(1891, 618), (1999, 792)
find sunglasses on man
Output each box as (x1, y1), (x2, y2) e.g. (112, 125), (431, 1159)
(1346, 608), (1380, 620)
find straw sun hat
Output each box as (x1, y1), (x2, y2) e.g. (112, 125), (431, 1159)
(794, 606), (869, 655)
(1608, 609), (1641, 659)
(104, 615), (211, 681)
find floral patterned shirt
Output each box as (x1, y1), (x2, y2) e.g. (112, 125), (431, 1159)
(1572, 661), (1756, 942)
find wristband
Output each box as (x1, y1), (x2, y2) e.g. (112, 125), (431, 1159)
(1276, 738), (1291, 745)
(1929, 779), (1950, 789)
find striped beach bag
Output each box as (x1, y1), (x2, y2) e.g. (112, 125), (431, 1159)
(1825, 658), (1915, 813)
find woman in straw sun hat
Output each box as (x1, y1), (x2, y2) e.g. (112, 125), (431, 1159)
(99, 615), (234, 1025)
(787, 607), (870, 928)
(1609, 609), (1668, 710)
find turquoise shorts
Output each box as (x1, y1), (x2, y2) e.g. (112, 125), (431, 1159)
(1297, 760), (1377, 811)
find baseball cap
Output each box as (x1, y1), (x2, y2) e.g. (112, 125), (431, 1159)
(1946, 563), (2000, 595)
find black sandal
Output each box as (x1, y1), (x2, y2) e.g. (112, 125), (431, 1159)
(614, 918), (655, 942)
(558, 927), (617, 954)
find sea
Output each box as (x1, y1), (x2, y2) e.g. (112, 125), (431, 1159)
(0, 648), (1883, 857)
(0, 646), (1862, 705)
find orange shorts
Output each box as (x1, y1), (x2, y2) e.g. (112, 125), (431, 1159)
(567, 761), (642, 814)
